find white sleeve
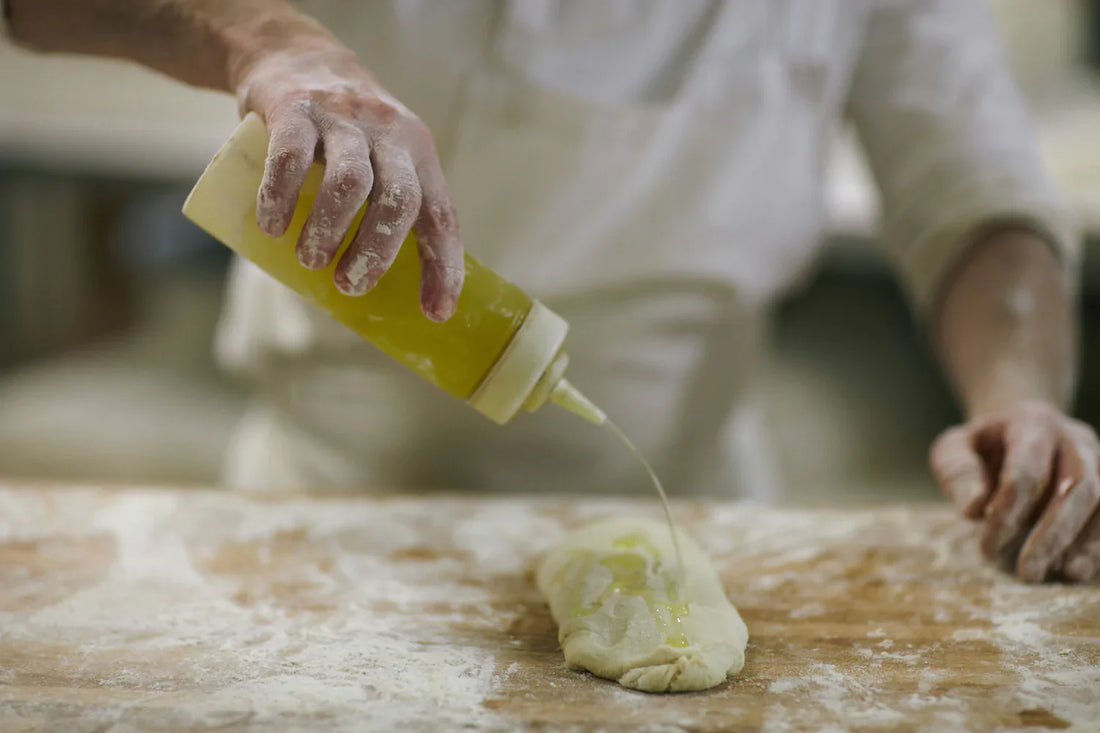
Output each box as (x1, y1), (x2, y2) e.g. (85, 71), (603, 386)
(847, 0), (1080, 314)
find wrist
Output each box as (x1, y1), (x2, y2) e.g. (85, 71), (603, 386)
(223, 10), (340, 90)
(963, 365), (1071, 419)
(936, 228), (1079, 421)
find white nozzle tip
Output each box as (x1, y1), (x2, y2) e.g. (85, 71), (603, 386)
(550, 380), (606, 425)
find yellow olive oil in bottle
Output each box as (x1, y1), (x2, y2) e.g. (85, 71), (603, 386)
(183, 112), (602, 426)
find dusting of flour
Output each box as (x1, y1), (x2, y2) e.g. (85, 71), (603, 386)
(0, 489), (566, 731)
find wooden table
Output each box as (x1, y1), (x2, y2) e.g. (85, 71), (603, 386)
(1, 485), (1097, 732)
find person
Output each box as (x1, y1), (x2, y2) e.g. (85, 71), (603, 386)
(6, 0), (1099, 584)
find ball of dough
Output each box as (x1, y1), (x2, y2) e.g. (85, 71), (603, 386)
(536, 517), (748, 693)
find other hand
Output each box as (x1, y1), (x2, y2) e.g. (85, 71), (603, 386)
(930, 400), (1100, 583)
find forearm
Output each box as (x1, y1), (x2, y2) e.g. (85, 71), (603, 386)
(7, 0), (335, 92)
(933, 229), (1078, 418)
(9, 0), (466, 320)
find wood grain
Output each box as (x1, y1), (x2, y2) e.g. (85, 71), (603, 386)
(0, 485), (1097, 732)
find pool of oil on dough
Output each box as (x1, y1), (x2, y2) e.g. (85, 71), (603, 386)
(559, 529), (692, 649)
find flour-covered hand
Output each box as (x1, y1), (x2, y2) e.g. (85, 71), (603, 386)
(236, 42), (463, 321)
(930, 400), (1100, 583)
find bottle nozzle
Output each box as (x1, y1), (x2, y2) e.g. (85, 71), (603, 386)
(550, 379), (607, 425)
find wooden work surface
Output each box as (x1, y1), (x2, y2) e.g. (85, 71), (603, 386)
(1, 485), (1098, 732)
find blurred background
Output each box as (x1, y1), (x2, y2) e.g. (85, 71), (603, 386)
(0, 0), (1098, 503)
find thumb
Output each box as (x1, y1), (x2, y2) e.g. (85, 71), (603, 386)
(930, 425), (992, 520)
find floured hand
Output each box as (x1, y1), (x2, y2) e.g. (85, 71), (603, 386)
(931, 400), (1100, 583)
(234, 37), (464, 321)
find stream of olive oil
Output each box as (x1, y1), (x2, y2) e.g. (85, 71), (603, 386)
(604, 420), (690, 647)
(605, 420), (685, 583)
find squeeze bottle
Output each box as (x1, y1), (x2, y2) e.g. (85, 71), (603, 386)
(182, 113), (605, 426)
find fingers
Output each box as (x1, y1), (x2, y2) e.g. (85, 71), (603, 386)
(297, 124), (374, 270)
(936, 405), (1100, 583)
(254, 91), (459, 317)
(1064, 509), (1100, 582)
(1016, 428), (1100, 582)
(257, 105), (318, 237)
(335, 143), (421, 297)
(930, 426), (991, 520)
(1061, 425), (1100, 582)
(980, 419), (1057, 561)
(413, 158), (465, 322)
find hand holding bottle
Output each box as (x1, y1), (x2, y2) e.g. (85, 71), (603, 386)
(234, 26), (464, 321)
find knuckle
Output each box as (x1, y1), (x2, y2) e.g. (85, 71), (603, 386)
(929, 427), (969, 465)
(330, 162), (371, 199)
(1069, 437), (1100, 478)
(320, 92), (402, 127)
(1007, 466), (1046, 496)
(270, 96), (311, 120)
(287, 97), (315, 118)
(1006, 458), (1041, 485)
(351, 246), (388, 272)
(377, 178), (421, 217)
(409, 118), (436, 150)
(996, 401), (1052, 431)
(360, 95), (402, 125)
(1071, 421), (1100, 449)
(438, 263), (465, 293)
(1075, 473), (1100, 499)
(938, 463), (978, 487)
(421, 200), (459, 237)
(267, 146), (307, 178)
(932, 425), (968, 448)
(1021, 399), (1056, 418)
(307, 88), (343, 114)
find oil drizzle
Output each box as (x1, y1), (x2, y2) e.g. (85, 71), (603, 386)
(605, 420), (686, 593)
(560, 534), (691, 648)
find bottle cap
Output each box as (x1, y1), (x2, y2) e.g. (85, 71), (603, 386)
(467, 300), (568, 424)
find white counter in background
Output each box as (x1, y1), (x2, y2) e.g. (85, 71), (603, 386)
(0, 42), (238, 180)
(826, 75), (1100, 242)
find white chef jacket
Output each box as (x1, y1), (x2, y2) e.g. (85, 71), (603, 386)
(214, 0), (1078, 497)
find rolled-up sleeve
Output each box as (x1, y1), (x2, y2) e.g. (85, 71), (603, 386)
(847, 0), (1080, 314)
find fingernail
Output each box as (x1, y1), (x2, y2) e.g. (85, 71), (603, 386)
(424, 268), (462, 322)
(257, 211), (278, 237)
(428, 303), (456, 322)
(256, 188), (286, 237)
(1064, 555), (1095, 582)
(423, 291), (456, 322)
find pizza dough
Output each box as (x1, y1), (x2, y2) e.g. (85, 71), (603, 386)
(536, 517), (748, 693)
